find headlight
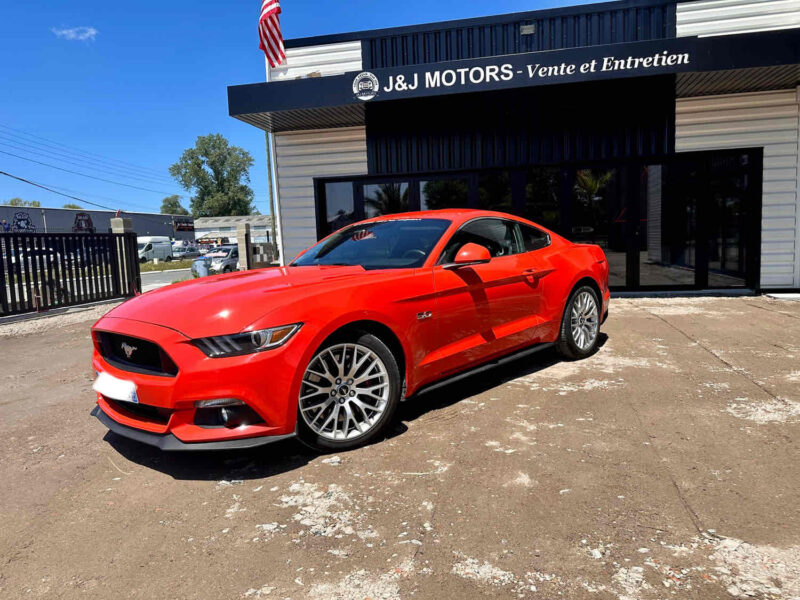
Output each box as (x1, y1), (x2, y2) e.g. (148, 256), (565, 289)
(192, 323), (302, 358)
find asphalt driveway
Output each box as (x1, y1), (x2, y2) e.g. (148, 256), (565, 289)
(1, 296), (799, 599)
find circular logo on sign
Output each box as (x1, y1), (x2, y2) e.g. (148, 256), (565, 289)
(352, 71), (379, 101)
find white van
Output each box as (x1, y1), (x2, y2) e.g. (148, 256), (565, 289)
(137, 236), (173, 263)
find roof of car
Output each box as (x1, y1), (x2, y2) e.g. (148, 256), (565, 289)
(365, 209), (514, 223)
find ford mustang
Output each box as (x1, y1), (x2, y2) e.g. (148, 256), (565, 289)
(90, 209), (609, 451)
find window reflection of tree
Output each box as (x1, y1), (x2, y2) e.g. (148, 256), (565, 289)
(572, 169), (615, 244)
(478, 172), (512, 211)
(525, 168), (561, 231)
(328, 209), (355, 232)
(364, 183), (409, 217)
(421, 180), (468, 210)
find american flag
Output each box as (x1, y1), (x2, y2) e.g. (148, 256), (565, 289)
(259, 0), (285, 68)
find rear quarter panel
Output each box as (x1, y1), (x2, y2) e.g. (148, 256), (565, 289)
(536, 240), (609, 342)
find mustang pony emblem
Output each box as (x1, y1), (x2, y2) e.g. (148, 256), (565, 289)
(120, 342), (137, 359)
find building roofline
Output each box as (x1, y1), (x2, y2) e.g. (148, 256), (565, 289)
(0, 204), (193, 218)
(285, 0), (679, 49)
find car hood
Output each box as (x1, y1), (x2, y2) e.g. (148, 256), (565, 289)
(103, 266), (368, 338)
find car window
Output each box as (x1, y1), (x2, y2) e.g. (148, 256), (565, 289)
(292, 218), (451, 270)
(517, 223), (551, 252)
(231, 249), (238, 259)
(439, 218), (520, 263)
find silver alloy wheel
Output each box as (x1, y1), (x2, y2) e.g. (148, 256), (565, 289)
(570, 290), (599, 351)
(299, 343), (390, 441)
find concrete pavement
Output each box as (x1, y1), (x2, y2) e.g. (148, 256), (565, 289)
(1, 296), (799, 599)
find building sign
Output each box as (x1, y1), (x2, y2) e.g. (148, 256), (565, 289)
(354, 48), (692, 100)
(12, 211), (36, 232)
(72, 212), (96, 233)
(173, 216), (195, 232)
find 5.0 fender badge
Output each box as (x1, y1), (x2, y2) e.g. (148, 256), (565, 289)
(353, 71), (379, 101)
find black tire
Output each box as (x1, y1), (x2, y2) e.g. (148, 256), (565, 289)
(296, 331), (402, 452)
(222, 266), (232, 273)
(555, 284), (601, 360)
(165, 255), (173, 262)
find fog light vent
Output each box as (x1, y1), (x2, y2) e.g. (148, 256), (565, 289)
(195, 398), (244, 408)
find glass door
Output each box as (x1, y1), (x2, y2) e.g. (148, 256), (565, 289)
(635, 150), (759, 290)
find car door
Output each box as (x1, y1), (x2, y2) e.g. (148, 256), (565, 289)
(429, 218), (547, 377)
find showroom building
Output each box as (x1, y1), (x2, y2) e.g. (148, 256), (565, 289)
(228, 0), (800, 292)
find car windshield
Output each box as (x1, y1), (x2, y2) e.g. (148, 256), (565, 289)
(137, 243), (145, 251)
(292, 218), (451, 270)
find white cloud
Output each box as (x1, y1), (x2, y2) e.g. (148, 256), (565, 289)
(51, 26), (98, 42)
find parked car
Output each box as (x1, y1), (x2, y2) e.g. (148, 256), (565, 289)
(190, 245), (239, 277)
(90, 210), (609, 452)
(171, 245), (201, 260)
(8, 247), (62, 271)
(137, 236), (173, 263)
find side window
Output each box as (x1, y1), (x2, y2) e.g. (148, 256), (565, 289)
(517, 224), (551, 252)
(440, 219), (520, 263)
(145, 243), (152, 252)
(231, 249), (239, 259)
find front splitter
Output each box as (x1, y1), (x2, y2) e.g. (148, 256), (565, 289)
(90, 405), (296, 451)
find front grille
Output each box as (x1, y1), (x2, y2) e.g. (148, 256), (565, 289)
(108, 399), (172, 424)
(97, 332), (178, 377)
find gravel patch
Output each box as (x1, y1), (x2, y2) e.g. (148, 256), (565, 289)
(0, 302), (120, 338)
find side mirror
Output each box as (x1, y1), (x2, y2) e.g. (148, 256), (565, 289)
(452, 243), (491, 266)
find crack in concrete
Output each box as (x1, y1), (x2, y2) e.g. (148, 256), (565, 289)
(645, 309), (787, 405)
(625, 398), (705, 535)
(743, 301), (800, 322)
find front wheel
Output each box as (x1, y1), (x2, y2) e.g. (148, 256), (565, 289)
(297, 333), (401, 451)
(556, 285), (601, 360)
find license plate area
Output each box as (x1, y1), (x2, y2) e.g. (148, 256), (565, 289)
(93, 371), (139, 404)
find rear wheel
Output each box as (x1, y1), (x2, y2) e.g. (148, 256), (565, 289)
(297, 332), (401, 451)
(556, 285), (601, 360)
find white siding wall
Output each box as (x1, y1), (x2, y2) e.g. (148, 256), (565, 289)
(266, 40), (364, 263)
(676, 89), (800, 287)
(274, 127), (368, 262)
(268, 41), (362, 81)
(677, 0), (800, 37)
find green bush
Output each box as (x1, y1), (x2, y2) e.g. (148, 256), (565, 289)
(139, 259), (194, 273)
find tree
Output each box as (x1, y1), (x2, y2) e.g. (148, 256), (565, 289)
(7, 198), (41, 207)
(62, 203), (82, 209)
(160, 195), (189, 215)
(169, 134), (255, 217)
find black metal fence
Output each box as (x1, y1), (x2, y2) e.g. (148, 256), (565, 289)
(0, 232), (141, 317)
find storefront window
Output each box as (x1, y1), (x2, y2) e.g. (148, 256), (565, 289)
(324, 182), (355, 234)
(524, 167), (561, 232)
(638, 163), (697, 287)
(363, 182), (410, 218)
(478, 171), (512, 212)
(315, 149), (758, 291)
(420, 179), (469, 210)
(569, 167), (626, 288)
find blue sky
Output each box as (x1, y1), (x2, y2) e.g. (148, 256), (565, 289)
(0, 0), (594, 215)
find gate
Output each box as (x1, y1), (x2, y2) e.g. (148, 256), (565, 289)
(0, 232), (141, 317)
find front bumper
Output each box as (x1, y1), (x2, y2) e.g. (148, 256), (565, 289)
(91, 405), (295, 451)
(91, 316), (314, 447)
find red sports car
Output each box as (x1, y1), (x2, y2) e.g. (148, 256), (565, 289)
(91, 210), (609, 451)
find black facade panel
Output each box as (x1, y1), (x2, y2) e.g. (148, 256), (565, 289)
(363, 1), (675, 69)
(366, 77), (676, 175)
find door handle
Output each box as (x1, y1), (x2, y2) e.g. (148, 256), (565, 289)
(522, 268), (554, 279)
